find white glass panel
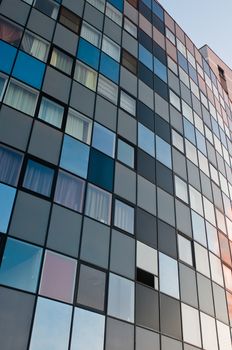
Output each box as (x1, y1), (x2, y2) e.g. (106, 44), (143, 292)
(81, 22), (101, 48)
(85, 184), (111, 225)
(106, 3), (122, 25)
(65, 109), (92, 144)
(175, 175), (188, 203)
(189, 185), (203, 215)
(159, 252), (179, 299)
(216, 320), (231, 350)
(124, 18), (137, 38)
(137, 241), (157, 275)
(102, 36), (120, 61)
(181, 303), (202, 348)
(97, 75), (118, 104)
(114, 200), (134, 234)
(178, 235), (193, 266)
(120, 91), (136, 115)
(194, 243), (210, 278)
(200, 312), (218, 350)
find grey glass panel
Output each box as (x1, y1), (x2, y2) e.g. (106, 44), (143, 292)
(29, 297), (72, 350)
(71, 308), (105, 350)
(136, 327), (160, 350)
(179, 263), (198, 308)
(105, 317), (134, 350)
(117, 139), (134, 167)
(136, 283), (159, 331)
(197, 274), (214, 316)
(161, 335), (182, 350)
(160, 294), (182, 340)
(77, 264), (106, 311)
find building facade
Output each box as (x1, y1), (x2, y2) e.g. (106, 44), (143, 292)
(0, 0), (232, 350)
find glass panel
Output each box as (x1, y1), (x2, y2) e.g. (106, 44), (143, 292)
(21, 31), (49, 62)
(117, 139), (134, 168)
(0, 145), (23, 186)
(170, 90), (181, 111)
(54, 171), (85, 212)
(4, 80), (38, 116)
(23, 160), (54, 197)
(154, 57), (167, 82)
(29, 297), (72, 350)
(65, 109), (92, 144)
(175, 175), (188, 203)
(0, 238), (42, 292)
(191, 210), (207, 246)
(74, 61), (97, 91)
(0, 16), (23, 46)
(34, 0), (59, 20)
(106, 3), (122, 25)
(39, 250), (77, 303)
(200, 312), (218, 350)
(92, 122), (115, 157)
(86, 0), (105, 12)
(181, 303), (202, 347)
(120, 91), (136, 116)
(178, 235), (193, 266)
(156, 135), (172, 168)
(0, 74), (7, 101)
(108, 273), (134, 322)
(159, 252), (179, 299)
(77, 264), (106, 311)
(85, 183), (112, 225)
(81, 22), (101, 48)
(138, 123), (155, 157)
(137, 241), (157, 275)
(124, 18), (137, 38)
(0, 183), (16, 233)
(189, 186), (203, 215)
(114, 199), (134, 234)
(206, 221), (220, 256)
(50, 48), (73, 75)
(102, 36), (120, 61)
(38, 97), (64, 128)
(59, 6), (81, 34)
(70, 308), (105, 350)
(97, 75), (118, 104)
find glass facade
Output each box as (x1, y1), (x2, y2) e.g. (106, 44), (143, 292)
(0, 0), (232, 349)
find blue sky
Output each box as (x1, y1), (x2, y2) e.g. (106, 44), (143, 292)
(158, 0), (232, 68)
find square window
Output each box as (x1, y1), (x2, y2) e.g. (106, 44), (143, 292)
(21, 31), (49, 62)
(175, 175), (188, 203)
(81, 22), (102, 48)
(92, 122), (115, 157)
(178, 235), (193, 266)
(65, 109), (92, 145)
(0, 238), (42, 292)
(59, 6), (81, 34)
(85, 183), (112, 225)
(60, 135), (90, 179)
(114, 199), (134, 234)
(137, 241), (157, 275)
(39, 250), (77, 303)
(108, 273), (134, 322)
(0, 145), (23, 186)
(50, 48), (73, 75)
(120, 91), (136, 116)
(0, 183), (16, 233)
(23, 159), (54, 197)
(77, 264), (106, 311)
(156, 135), (172, 168)
(97, 75), (118, 104)
(38, 97), (64, 128)
(54, 171), (85, 212)
(34, 0), (59, 20)
(117, 139), (134, 168)
(102, 36), (120, 62)
(4, 79), (38, 116)
(74, 61), (97, 91)
(0, 16), (23, 47)
(138, 123), (155, 157)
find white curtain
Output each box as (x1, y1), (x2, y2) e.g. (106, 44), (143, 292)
(102, 37), (120, 61)
(85, 184), (111, 224)
(4, 81), (37, 116)
(81, 23), (101, 48)
(75, 62), (97, 90)
(51, 49), (72, 74)
(120, 91), (136, 116)
(0, 146), (22, 186)
(22, 33), (48, 61)
(38, 98), (63, 128)
(55, 171), (85, 212)
(106, 4), (122, 25)
(66, 109), (92, 144)
(98, 76), (118, 104)
(114, 200), (134, 234)
(23, 160), (53, 196)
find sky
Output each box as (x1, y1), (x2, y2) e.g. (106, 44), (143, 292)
(157, 0), (232, 69)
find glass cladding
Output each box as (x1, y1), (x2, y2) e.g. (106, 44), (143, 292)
(0, 0), (232, 349)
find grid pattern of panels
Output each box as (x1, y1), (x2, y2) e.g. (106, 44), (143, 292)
(0, 0), (232, 349)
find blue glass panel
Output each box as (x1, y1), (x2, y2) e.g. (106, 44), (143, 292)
(142, 0), (152, 9)
(108, 0), (123, 12)
(196, 130), (207, 155)
(184, 119), (196, 145)
(0, 145), (23, 186)
(0, 40), (17, 74)
(12, 51), (45, 89)
(99, 53), (119, 83)
(23, 160), (54, 197)
(77, 38), (100, 70)
(152, 0), (164, 20)
(177, 52), (188, 73)
(30, 297), (72, 350)
(60, 135), (90, 179)
(117, 139), (134, 168)
(139, 44), (153, 71)
(154, 57), (167, 83)
(138, 123), (155, 157)
(156, 135), (172, 169)
(0, 183), (16, 233)
(211, 117), (220, 138)
(92, 122), (115, 157)
(189, 65), (198, 84)
(0, 238), (42, 292)
(88, 148), (114, 191)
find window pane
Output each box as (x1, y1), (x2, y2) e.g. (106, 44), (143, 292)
(106, 3), (122, 25)
(108, 273), (134, 322)
(59, 6), (81, 34)
(120, 91), (136, 115)
(34, 0), (59, 20)
(159, 252), (179, 299)
(137, 241), (157, 275)
(54, 171), (85, 212)
(81, 22), (101, 48)
(86, 0), (105, 12)
(0, 238), (42, 292)
(71, 308), (105, 350)
(38, 97), (64, 128)
(117, 139), (134, 168)
(50, 48), (73, 75)
(0, 183), (16, 233)
(175, 175), (188, 203)
(85, 183), (111, 225)
(30, 297), (72, 350)
(97, 75), (118, 104)
(0, 145), (23, 186)
(92, 122), (115, 157)
(65, 109), (92, 144)
(181, 303), (202, 347)
(178, 235), (193, 266)
(156, 136), (172, 168)
(0, 16), (23, 46)
(124, 18), (137, 38)
(21, 31), (49, 62)
(39, 250), (77, 303)
(23, 160), (54, 197)
(4, 80), (38, 116)
(192, 210), (207, 246)
(74, 61), (97, 91)
(154, 57), (167, 82)
(114, 199), (134, 234)
(60, 135), (90, 178)
(170, 90), (181, 111)
(138, 123), (155, 157)
(102, 36), (120, 61)
(122, 50), (137, 74)
(77, 264), (106, 311)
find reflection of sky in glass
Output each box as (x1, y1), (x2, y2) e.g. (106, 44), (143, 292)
(70, 308), (105, 350)
(0, 238), (42, 292)
(30, 297), (72, 350)
(159, 252), (179, 299)
(92, 122), (115, 158)
(0, 183), (16, 233)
